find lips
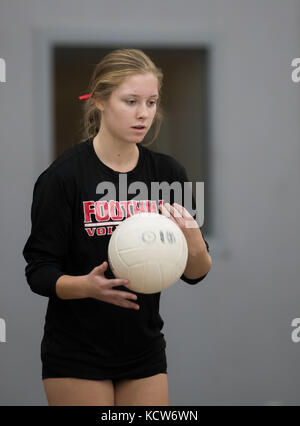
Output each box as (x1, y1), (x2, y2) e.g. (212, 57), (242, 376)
(132, 127), (146, 134)
(131, 126), (146, 134)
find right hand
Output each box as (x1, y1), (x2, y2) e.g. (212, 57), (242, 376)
(85, 261), (140, 310)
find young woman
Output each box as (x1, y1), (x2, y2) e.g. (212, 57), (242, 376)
(23, 48), (211, 406)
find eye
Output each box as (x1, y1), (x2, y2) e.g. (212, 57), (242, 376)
(125, 99), (157, 106)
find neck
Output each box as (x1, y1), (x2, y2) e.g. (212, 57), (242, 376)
(93, 128), (139, 169)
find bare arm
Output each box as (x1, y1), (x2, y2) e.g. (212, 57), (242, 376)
(55, 274), (89, 299)
(55, 261), (140, 310)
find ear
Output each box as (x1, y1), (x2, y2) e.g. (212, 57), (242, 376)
(94, 100), (105, 112)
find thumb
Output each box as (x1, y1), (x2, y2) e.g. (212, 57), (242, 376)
(94, 261), (107, 273)
(100, 261), (108, 270)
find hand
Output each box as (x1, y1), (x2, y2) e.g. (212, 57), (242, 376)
(85, 261), (140, 310)
(159, 202), (207, 255)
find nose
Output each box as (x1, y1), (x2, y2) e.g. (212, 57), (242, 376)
(136, 102), (149, 119)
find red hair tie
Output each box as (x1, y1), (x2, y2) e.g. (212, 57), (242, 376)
(78, 93), (91, 101)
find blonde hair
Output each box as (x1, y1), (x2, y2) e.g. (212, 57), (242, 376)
(78, 48), (164, 147)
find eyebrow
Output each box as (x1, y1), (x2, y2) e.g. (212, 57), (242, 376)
(125, 93), (159, 98)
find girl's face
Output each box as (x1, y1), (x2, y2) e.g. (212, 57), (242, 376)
(98, 72), (159, 144)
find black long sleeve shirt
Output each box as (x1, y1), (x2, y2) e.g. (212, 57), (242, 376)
(23, 139), (210, 374)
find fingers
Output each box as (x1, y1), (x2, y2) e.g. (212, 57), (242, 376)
(92, 262), (140, 310)
(119, 291), (138, 301)
(123, 301), (140, 310)
(120, 292), (140, 310)
(108, 278), (130, 287)
(95, 263), (129, 287)
(100, 261), (108, 270)
(117, 300), (140, 310)
(106, 290), (140, 310)
(94, 261), (108, 274)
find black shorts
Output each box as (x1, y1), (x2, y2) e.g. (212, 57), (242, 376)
(42, 339), (167, 382)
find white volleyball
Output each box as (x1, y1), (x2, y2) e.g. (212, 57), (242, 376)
(108, 212), (188, 294)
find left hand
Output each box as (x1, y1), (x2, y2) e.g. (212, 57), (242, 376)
(158, 202), (206, 255)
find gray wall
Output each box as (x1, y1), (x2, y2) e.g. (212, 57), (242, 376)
(0, 0), (299, 405)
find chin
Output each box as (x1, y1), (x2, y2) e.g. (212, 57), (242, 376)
(130, 136), (144, 143)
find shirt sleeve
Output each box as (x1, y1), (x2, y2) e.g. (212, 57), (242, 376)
(22, 170), (72, 298)
(180, 239), (210, 284)
(171, 161), (210, 285)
